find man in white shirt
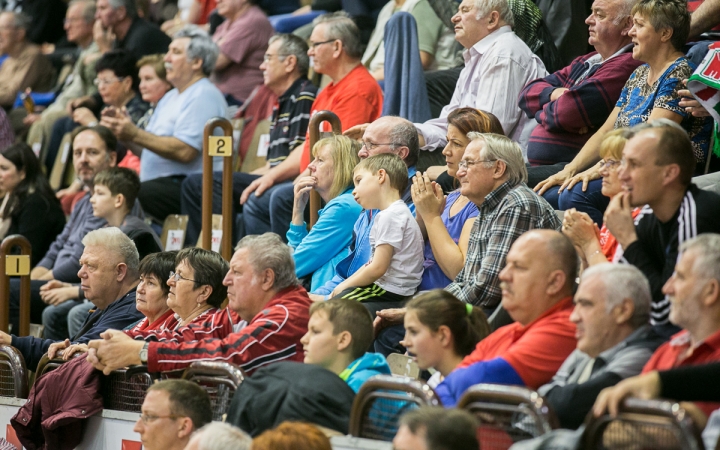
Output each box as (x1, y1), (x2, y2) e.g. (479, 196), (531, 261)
(347, 0), (547, 155)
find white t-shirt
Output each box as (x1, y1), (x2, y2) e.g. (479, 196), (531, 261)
(370, 200), (424, 296)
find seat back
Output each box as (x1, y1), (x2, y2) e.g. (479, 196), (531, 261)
(582, 398), (704, 450)
(457, 383), (558, 450)
(160, 214), (189, 251)
(349, 375), (441, 441)
(181, 361), (245, 421)
(386, 354), (420, 379)
(48, 132), (75, 191)
(0, 345), (27, 398)
(102, 365), (158, 412)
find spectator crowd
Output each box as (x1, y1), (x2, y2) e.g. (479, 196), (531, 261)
(2, 0), (720, 448)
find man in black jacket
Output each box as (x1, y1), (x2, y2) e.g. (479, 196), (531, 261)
(0, 227), (143, 370)
(538, 264), (665, 429)
(604, 119), (720, 335)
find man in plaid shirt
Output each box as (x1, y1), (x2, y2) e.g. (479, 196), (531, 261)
(444, 133), (561, 314)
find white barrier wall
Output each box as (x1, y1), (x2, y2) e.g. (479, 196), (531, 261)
(0, 398), (142, 450)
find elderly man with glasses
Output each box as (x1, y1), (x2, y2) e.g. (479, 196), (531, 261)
(179, 33), (318, 246)
(239, 11), (383, 242)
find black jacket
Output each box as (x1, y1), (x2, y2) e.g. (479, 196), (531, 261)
(226, 361), (356, 436)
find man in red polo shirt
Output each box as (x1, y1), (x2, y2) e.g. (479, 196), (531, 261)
(639, 233), (720, 417)
(435, 230), (578, 407)
(239, 12), (383, 240)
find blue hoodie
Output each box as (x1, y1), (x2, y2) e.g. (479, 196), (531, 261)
(340, 352), (392, 393)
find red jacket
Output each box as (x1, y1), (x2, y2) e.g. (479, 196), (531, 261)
(148, 285), (312, 374)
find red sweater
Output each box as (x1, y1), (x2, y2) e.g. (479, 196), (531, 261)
(300, 64), (383, 171)
(147, 286), (312, 374)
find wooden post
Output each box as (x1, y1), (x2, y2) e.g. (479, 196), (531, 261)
(308, 111), (342, 227)
(0, 235), (31, 336)
(201, 117), (234, 261)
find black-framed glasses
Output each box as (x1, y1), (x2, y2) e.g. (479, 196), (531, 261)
(310, 39), (336, 49)
(361, 141), (395, 151)
(138, 413), (183, 424)
(169, 271), (197, 283)
(458, 159), (497, 170)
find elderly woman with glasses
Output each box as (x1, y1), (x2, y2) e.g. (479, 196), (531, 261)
(55, 247), (240, 360)
(562, 129), (642, 268)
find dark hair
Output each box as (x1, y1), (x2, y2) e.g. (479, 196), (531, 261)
(71, 125), (118, 157)
(93, 167), (141, 211)
(406, 290), (490, 357)
(252, 422), (332, 450)
(355, 153), (409, 195)
(147, 380), (212, 431)
(0, 143), (60, 221)
(447, 108), (505, 137)
(309, 299), (373, 360)
(399, 407), (479, 450)
(653, 125), (696, 186)
(175, 247), (229, 308)
(139, 251), (177, 297)
(95, 49), (140, 92)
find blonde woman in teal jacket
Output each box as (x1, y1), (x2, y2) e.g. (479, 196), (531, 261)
(287, 135), (362, 291)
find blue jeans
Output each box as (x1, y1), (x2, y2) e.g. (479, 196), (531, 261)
(241, 180), (294, 241)
(41, 298), (82, 340)
(68, 301), (94, 338)
(269, 11), (324, 33)
(374, 324), (406, 357)
(557, 179), (609, 226)
(180, 171), (260, 246)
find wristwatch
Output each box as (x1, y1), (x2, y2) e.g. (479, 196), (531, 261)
(139, 342), (149, 363)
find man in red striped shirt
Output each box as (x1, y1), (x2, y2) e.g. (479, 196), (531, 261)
(86, 233), (312, 375)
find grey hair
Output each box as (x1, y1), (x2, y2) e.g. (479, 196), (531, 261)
(187, 423), (252, 450)
(613, 0), (638, 24)
(626, 118), (686, 137)
(107, 0), (137, 19)
(313, 12), (363, 59)
(269, 33), (310, 77)
(235, 233), (298, 290)
(680, 234), (720, 282)
(174, 26), (219, 76)
(466, 132), (528, 185)
(81, 227), (140, 278)
(581, 264), (651, 329)
(388, 118), (419, 168)
(69, 0), (97, 24)
(4, 11), (32, 31)
(474, 0), (514, 28)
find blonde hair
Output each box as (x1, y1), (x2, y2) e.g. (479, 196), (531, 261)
(312, 135), (360, 200)
(598, 128), (629, 161)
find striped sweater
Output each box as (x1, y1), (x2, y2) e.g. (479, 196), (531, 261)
(519, 49), (641, 166)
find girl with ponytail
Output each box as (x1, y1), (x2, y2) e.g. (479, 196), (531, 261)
(402, 289), (490, 387)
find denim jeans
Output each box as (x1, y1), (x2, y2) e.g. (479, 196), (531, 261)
(557, 179), (609, 226)
(41, 298), (82, 340)
(241, 180), (294, 241)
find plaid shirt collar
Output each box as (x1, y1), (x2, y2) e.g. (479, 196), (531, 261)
(479, 180), (521, 213)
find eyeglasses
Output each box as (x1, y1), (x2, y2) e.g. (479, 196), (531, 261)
(138, 413), (183, 424)
(600, 159), (621, 170)
(310, 39), (336, 49)
(458, 159), (497, 170)
(361, 141), (395, 151)
(263, 53), (288, 63)
(93, 76), (125, 86)
(169, 271), (198, 283)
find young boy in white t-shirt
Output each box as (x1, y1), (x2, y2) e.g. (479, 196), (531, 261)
(331, 153), (423, 312)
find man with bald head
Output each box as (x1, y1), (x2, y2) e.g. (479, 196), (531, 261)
(603, 120), (720, 334)
(309, 116), (419, 301)
(435, 230), (579, 407)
